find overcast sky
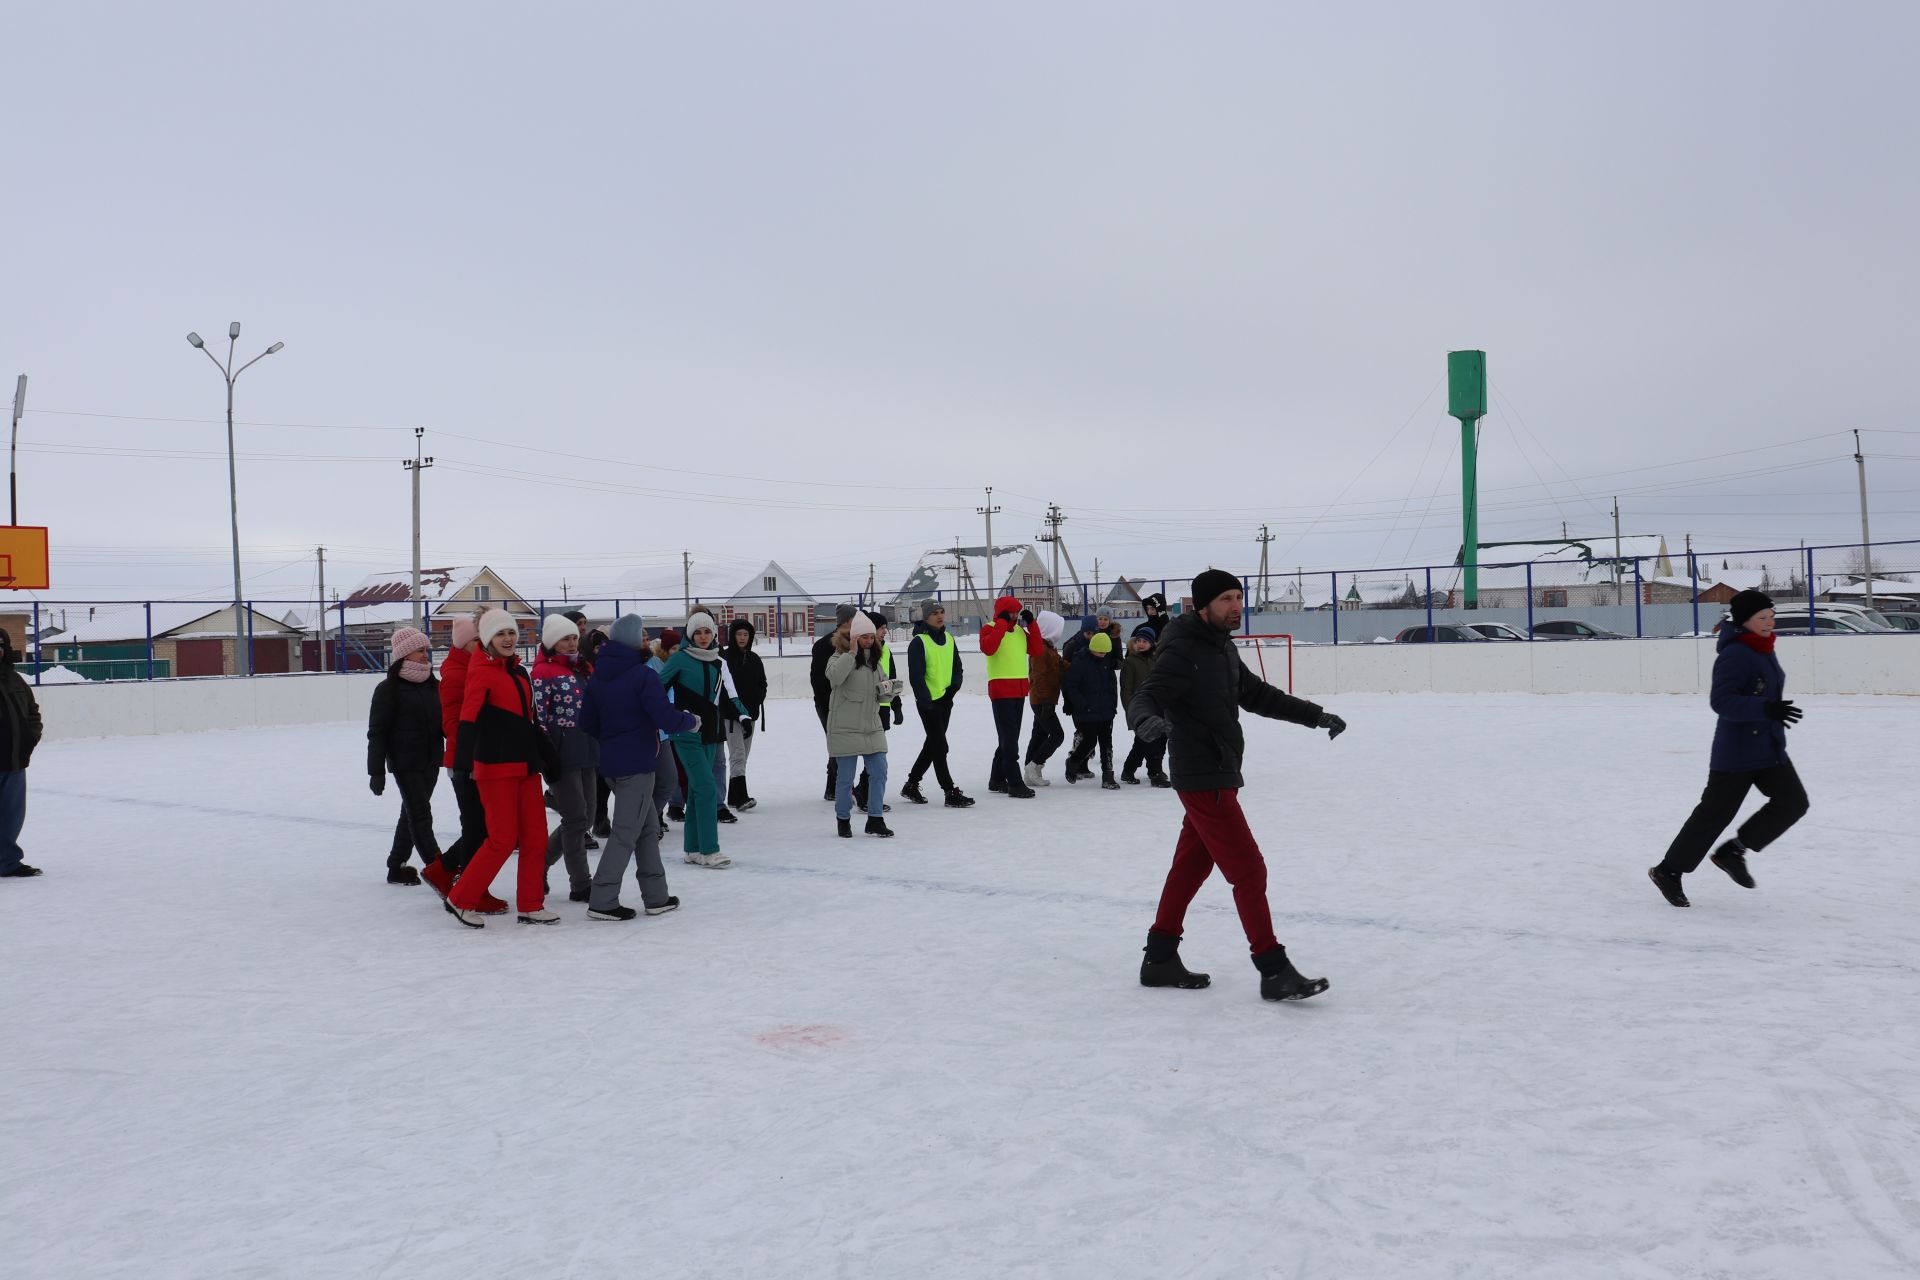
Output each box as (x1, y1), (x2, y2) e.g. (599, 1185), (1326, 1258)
(4, 1), (1916, 609)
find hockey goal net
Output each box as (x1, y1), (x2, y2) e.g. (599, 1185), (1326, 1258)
(1231, 633), (1294, 691)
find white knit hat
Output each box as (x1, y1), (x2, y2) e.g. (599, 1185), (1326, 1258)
(849, 612), (877, 640)
(477, 609), (517, 646)
(1037, 610), (1064, 643)
(686, 611), (718, 639)
(541, 613), (579, 649)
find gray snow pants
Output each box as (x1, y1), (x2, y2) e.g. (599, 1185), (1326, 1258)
(543, 765), (595, 894)
(594, 772), (672, 911)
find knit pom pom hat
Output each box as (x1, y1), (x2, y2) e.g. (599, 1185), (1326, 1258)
(610, 614), (647, 650)
(1037, 610), (1065, 643)
(390, 626), (431, 661)
(849, 612), (878, 640)
(1089, 632), (1113, 656)
(450, 616), (479, 650)
(477, 609), (516, 646)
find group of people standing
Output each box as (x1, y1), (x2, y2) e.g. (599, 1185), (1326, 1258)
(366, 605), (767, 927)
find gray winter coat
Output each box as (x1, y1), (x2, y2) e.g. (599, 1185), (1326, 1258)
(824, 645), (890, 758)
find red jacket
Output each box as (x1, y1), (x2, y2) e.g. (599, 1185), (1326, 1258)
(456, 650), (547, 780)
(439, 645), (471, 769)
(979, 594), (1045, 701)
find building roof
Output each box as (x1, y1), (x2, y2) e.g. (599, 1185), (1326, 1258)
(894, 544), (1044, 603)
(725, 561), (817, 604)
(60, 602), (303, 644)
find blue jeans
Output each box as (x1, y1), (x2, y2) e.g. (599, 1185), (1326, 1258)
(834, 752), (888, 820)
(0, 770), (25, 873)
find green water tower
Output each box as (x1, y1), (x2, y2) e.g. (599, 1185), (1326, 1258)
(1449, 350), (1486, 608)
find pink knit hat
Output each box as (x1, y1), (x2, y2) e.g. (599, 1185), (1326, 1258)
(450, 616), (478, 649)
(390, 626), (431, 661)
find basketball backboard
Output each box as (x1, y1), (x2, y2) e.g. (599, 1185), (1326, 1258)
(0, 526), (50, 590)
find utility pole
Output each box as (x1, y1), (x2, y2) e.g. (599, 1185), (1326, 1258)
(1612, 496), (1623, 608)
(978, 486), (1000, 602)
(1255, 523), (1275, 608)
(866, 562), (876, 602)
(9, 376), (25, 525)
(682, 550), (692, 615)
(402, 427), (434, 632)
(1854, 429), (1874, 607)
(952, 535), (962, 604)
(316, 546), (326, 669)
(1039, 503), (1067, 609)
(561, 579), (570, 604)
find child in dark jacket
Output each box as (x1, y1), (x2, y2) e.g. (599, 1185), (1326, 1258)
(367, 626), (446, 886)
(580, 614), (699, 920)
(1062, 632), (1121, 789)
(1119, 624), (1170, 787)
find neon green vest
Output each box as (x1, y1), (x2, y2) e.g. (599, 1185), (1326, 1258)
(917, 632), (956, 700)
(985, 625), (1029, 683)
(880, 645), (894, 679)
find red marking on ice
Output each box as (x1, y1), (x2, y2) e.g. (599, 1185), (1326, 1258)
(756, 1024), (849, 1051)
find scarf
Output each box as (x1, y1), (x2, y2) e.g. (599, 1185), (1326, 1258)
(1734, 631), (1776, 656)
(398, 661), (432, 683)
(688, 641), (721, 663)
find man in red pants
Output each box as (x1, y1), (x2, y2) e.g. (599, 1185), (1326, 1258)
(1126, 569), (1346, 1001)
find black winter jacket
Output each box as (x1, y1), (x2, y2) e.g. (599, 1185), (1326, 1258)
(810, 632), (838, 709)
(722, 624), (769, 718)
(0, 661), (44, 772)
(1062, 647), (1118, 725)
(1126, 612), (1323, 792)
(367, 669), (445, 776)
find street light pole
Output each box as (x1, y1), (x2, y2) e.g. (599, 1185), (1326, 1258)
(10, 374), (25, 525)
(187, 323), (284, 675)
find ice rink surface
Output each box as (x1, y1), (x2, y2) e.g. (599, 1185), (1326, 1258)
(4, 692), (1918, 1279)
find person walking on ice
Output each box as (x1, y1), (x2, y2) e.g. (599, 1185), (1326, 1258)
(657, 610), (750, 868)
(1127, 569), (1347, 1001)
(1647, 590), (1809, 908)
(826, 610), (898, 838)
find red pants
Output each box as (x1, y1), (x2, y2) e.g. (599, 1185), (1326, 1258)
(1152, 788), (1278, 955)
(450, 773), (548, 912)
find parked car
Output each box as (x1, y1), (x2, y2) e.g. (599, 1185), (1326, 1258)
(1465, 622), (1528, 641)
(1393, 624), (1488, 643)
(1770, 610), (1871, 635)
(1530, 620), (1627, 640)
(1880, 612), (1920, 632)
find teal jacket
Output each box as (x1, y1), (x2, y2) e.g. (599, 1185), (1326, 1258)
(656, 647), (746, 746)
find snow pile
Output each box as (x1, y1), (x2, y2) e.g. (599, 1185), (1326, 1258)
(32, 665), (88, 684)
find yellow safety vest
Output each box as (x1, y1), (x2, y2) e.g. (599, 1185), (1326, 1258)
(985, 625), (1029, 683)
(917, 632), (956, 700)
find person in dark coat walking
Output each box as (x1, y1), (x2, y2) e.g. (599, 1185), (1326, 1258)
(1062, 631), (1121, 788)
(1127, 569), (1347, 1002)
(1648, 590), (1810, 907)
(580, 614), (700, 920)
(720, 619), (768, 811)
(902, 599), (973, 808)
(1141, 592), (1175, 644)
(367, 626), (447, 887)
(0, 629), (45, 879)
(1119, 624), (1170, 787)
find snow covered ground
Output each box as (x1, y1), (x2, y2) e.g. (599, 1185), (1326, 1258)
(5, 693), (1919, 1279)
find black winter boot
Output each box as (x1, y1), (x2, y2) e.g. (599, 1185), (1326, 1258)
(864, 817), (895, 839)
(901, 780), (928, 805)
(1100, 772), (1120, 791)
(717, 807), (738, 824)
(1647, 866), (1690, 907)
(1253, 946), (1329, 1002)
(386, 865), (421, 886)
(727, 776), (749, 809)
(1710, 841), (1756, 888)
(1148, 770), (1172, 789)
(667, 804), (686, 823)
(852, 777), (869, 812)
(1140, 930), (1210, 989)
(1121, 770), (1140, 785)
(943, 788), (976, 808)
(837, 818), (853, 839)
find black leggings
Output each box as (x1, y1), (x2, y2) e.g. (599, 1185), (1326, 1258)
(1659, 762), (1809, 874)
(909, 698), (956, 790)
(1025, 705), (1065, 766)
(1122, 733), (1166, 777)
(443, 769), (488, 875)
(387, 768), (444, 870)
(1066, 721), (1115, 776)
(989, 699), (1025, 788)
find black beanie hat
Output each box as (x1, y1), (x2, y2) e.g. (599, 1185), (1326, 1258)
(1729, 589), (1774, 626)
(1142, 592), (1168, 613)
(1191, 569), (1241, 612)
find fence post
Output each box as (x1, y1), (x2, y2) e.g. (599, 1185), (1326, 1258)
(1330, 573), (1339, 646)
(1241, 577), (1252, 634)
(246, 601), (255, 678)
(776, 594), (784, 658)
(1806, 546), (1816, 634)
(337, 602), (347, 673)
(1526, 563), (1535, 640)
(145, 601), (154, 681)
(31, 600), (41, 685)
(1689, 552), (1699, 638)
(1425, 567), (1434, 641)
(1633, 558), (1643, 637)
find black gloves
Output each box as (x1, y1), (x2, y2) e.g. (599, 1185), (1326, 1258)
(369, 773), (386, 796)
(892, 705), (904, 726)
(1020, 609), (1034, 626)
(1765, 700), (1803, 725)
(1317, 712), (1347, 740)
(1136, 714), (1170, 743)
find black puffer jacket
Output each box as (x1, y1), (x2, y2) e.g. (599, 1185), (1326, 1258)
(367, 667), (445, 775)
(722, 621), (769, 718)
(1126, 612), (1323, 792)
(0, 658), (43, 772)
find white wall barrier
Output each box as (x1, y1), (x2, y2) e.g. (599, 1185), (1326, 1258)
(33, 636), (1916, 742)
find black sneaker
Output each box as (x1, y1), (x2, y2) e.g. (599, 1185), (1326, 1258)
(943, 789), (976, 809)
(737, 797), (757, 811)
(1647, 866), (1690, 908)
(583, 834), (600, 850)
(1121, 772), (1141, 786)
(593, 818), (612, 838)
(1005, 781), (1037, 799)
(644, 895), (680, 916)
(0, 864), (42, 878)
(717, 808), (738, 824)
(1710, 842), (1756, 889)
(386, 866), (421, 886)
(901, 781), (929, 805)
(864, 817), (895, 839)
(1100, 775), (1120, 791)
(587, 904), (638, 922)
(989, 778), (1008, 794)
(1254, 946), (1329, 1001)
(1148, 772), (1172, 789)
(569, 887), (591, 904)
(837, 818), (853, 839)
(667, 805), (686, 822)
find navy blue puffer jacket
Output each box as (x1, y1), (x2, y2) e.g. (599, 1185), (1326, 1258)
(1708, 627), (1789, 772)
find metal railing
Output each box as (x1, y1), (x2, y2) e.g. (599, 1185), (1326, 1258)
(20, 537), (1919, 684)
